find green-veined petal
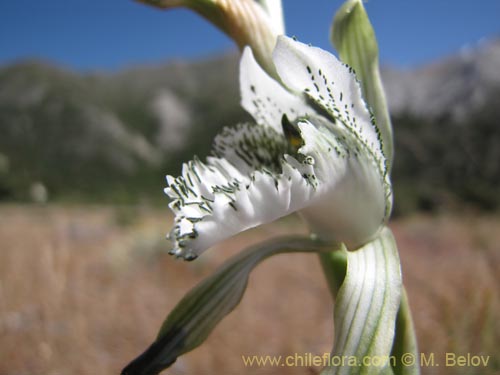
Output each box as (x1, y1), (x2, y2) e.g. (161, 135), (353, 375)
(321, 227), (402, 375)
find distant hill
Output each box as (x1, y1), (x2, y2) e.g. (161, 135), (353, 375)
(383, 38), (500, 213)
(0, 55), (245, 203)
(1, 38), (499, 212)
(383, 37), (500, 122)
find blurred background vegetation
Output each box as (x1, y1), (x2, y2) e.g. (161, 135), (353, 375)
(0, 37), (499, 375)
(1, 37), (499, 215)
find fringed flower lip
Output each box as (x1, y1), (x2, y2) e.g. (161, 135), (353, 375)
(164, 36), (392, 261)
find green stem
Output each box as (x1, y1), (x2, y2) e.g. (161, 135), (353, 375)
(319, 248), (348, 299)
(390, 288), (420, 375)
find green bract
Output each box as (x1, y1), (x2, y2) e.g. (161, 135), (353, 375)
(322, 228), (402, 375)
(331, 0), (393, 167)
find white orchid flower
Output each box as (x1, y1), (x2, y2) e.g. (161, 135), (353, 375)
(124, 2), (421, 375)
(165, 36), (392, 260)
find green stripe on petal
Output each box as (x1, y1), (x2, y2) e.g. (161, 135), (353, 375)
(331, 0), (394, 168)
(321, 227), (402, 375)
(121, 235), (333, 375)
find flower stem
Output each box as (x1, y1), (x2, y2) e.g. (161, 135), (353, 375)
(390, 288), (420, 375)
(319, 248), (347, 299)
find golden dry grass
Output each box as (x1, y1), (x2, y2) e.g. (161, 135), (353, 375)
(0, 205), (498, 375)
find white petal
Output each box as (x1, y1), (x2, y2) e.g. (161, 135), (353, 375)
(166, 123), (309, 259)
(166, 119), (387, 259)
(296, 119), (388, 248)
(273, 36), (388, 181)
(239, 47), (311, 133)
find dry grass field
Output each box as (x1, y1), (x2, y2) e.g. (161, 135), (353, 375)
(0, 205), (498, 375)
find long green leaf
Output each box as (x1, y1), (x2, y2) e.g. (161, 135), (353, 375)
(331, 0), (393, 169)
(121, 235), (332, 375)
(321, 227), (402, 375)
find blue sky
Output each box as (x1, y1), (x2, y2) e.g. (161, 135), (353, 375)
(1, 0), (499, 71)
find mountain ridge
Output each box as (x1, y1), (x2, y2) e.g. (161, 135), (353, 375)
(0, 39), (499, 211)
